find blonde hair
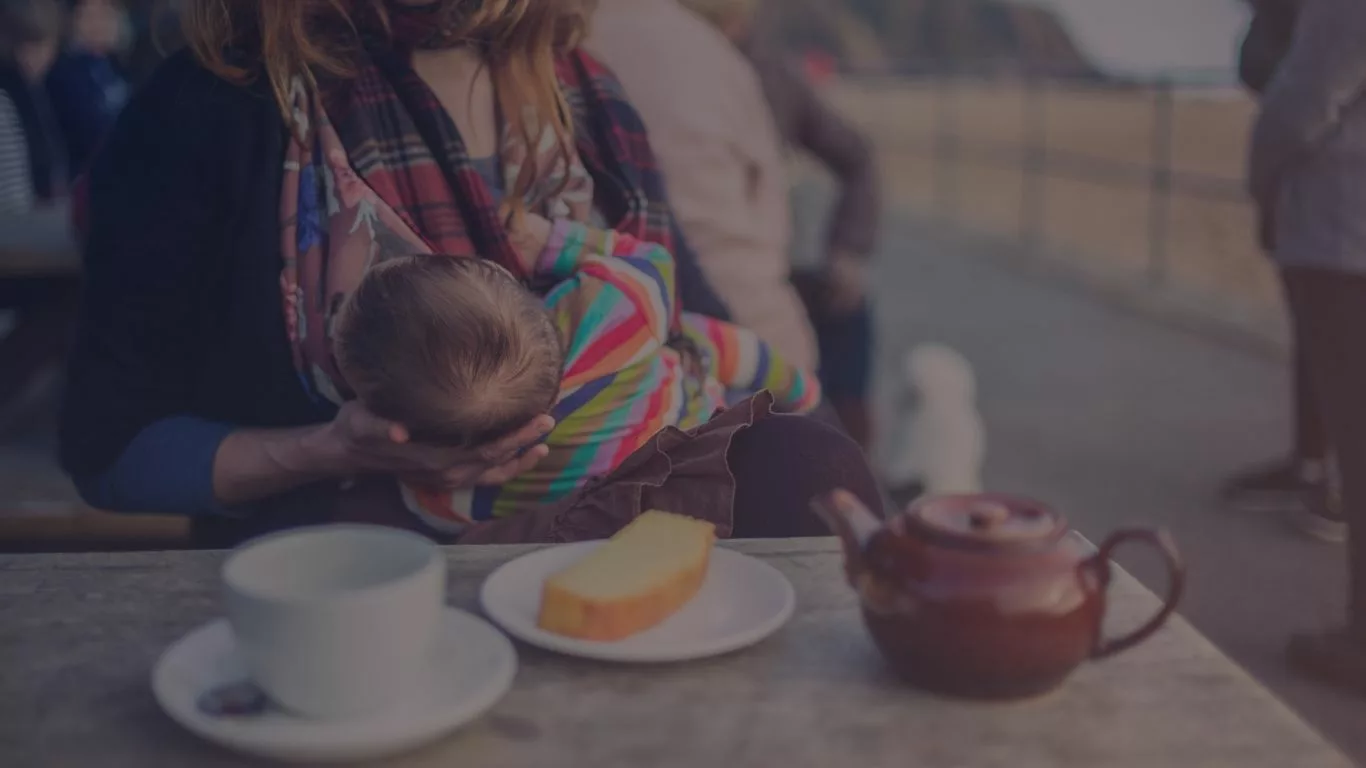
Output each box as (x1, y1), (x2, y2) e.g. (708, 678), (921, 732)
(335, 256), (564, 448)
(676, 0), (759, 30)
(0, 0), (64, 62)
(180, 0), (590, 222)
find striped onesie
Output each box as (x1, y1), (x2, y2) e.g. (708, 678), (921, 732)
(403, 220), (821, 534)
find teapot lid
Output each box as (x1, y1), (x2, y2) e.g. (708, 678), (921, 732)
(903, 495), (1066, 551)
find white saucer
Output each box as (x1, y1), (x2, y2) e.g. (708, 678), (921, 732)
(152, 608), (516, 764)
(480, 542), (795, 663)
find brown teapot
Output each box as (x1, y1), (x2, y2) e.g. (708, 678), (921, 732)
(812, 490), (1184, 700)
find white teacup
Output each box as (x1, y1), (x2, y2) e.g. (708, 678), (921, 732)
(222, 524), (445, 720)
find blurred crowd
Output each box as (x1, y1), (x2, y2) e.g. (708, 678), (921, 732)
(0, 0), (157, 432)
(0, 0), (164, 215)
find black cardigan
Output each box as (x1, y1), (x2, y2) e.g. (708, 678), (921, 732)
(59, 52), (729, 548)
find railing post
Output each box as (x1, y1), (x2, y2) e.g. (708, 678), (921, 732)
(1148, 78), (1175, 288)
(1020, 75), (1047, 254)
(934, 70), (959, 224)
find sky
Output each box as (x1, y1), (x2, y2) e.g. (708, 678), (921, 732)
(1021, 0), (1251, 81)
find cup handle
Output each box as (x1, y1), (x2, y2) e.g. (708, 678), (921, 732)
(1088, 528), (1185, 660)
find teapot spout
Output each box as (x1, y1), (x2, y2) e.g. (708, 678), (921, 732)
(811, 489), (885, 572)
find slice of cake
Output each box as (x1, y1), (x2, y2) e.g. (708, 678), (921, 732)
(537, 511), (716, 641)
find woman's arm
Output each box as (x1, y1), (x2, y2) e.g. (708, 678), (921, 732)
(59, 57), (251, 514)
(768, 56), (880, 261)
(212, 405), (551, 508)
(1249, 0), (1366, 207)
(61, 56), (550, 514)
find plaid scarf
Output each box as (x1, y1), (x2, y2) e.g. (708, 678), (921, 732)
(279, 42), (671, 405)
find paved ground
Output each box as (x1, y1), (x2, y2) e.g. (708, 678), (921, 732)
(870, 211), (1365, 762)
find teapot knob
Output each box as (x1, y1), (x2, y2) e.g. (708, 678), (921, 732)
(966, 501), (1012, 530)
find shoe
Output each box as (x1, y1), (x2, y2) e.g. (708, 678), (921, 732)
(1220, 457), (1323, 512)
(1287, 628), (1366, 697)
(1290, 488), (1348, 544)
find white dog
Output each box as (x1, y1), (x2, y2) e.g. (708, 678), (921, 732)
(882, 343), (986, 496)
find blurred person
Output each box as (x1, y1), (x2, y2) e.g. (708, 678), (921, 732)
(585, 0), (821, 374)
(678, 0), (880, 450)
(45, 0), (131, 179)
(122, 0), (185, 86)
(0, 0), (81, 430)
(0, 0), (66, 209)
(61, 0), (878, 549)
(1222, 0), (1319, 514)
(1248, 0), (1366, 693)
(1239, 0), (1299, 93)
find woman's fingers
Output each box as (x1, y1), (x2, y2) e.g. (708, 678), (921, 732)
(338, 401), (554, 482)
(479, 415), (555, 464)
(403, 442), (546, 490)
(340, 402), (407, 445)
(477, 444), (549, 485)
(403, 467), (478, 491)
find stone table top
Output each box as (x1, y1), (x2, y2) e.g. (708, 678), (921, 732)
(0, 539), (1351, 767)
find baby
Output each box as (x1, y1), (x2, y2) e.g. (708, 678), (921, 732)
(335, 220), (821, 534)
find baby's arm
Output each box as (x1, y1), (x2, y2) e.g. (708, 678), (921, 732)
(680, 313), (822, 413)
(541, 222), (686, 390)
(534, 220), (679, 339)
(396, 483), (476, 537)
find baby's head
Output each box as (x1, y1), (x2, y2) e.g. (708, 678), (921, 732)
(335, 256), (564, 448)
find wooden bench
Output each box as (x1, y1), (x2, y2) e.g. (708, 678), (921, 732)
(0, 246), (81, 278)
(0, 503), (191, 553)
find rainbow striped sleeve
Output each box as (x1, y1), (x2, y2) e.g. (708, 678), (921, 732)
(536, 220), (677, 327)
(539, 221), (680, 390)
(680, 312), (822, 414)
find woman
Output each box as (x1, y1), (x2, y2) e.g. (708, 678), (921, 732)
(61, 0), (882, 548)
(1249, 0), (1366, 692)
(0, 0), (81, 430)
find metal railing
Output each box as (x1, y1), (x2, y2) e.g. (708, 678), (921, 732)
(847, 66), (1252, 291)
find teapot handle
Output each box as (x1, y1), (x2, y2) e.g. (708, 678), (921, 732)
(1088, 529), (1185, 660)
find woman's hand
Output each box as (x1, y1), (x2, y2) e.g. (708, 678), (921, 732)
(211, 403), (553, 508)
(315, 401), (553, 485)
(506, 211), (554, 274)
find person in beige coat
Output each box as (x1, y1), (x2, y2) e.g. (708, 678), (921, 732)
(677, 0), (881, 451)
(585, 0), (819, 373)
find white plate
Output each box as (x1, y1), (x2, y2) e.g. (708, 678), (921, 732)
(480, 542), (795, 663)
(151, 608), (516, 764)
